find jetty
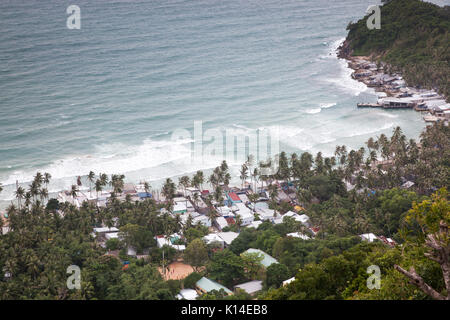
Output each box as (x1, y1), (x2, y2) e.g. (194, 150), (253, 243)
(357, 103), (381, 108)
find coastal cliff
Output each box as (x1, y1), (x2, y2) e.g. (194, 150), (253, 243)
(338, 0), (449, 100)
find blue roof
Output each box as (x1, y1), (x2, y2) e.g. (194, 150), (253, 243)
(138, 192), (152, 198)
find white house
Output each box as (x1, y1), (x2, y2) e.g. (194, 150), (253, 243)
(360, 233), (379, 243)
(193, 215), (212, 228)
(215, 216), (229, 231)
(247, 220), (263, 229)
(282, 277), (295, 286)
(234, 203), (254, 226)
(176, 289), (198, 300)
(256, 208), (278, 222)
(155, 234), (186, 251)
(217, 206), (231, 216)
(105, 232), (120, 240)
(286, 232), (311, 240)
(216, 232), (239, 246)
(283, 211), (311, 227)
(203, 233), (225, 248)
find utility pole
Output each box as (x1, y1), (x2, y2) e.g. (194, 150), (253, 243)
(162, 249), (165, 280)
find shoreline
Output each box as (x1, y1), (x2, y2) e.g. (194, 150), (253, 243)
(337, 40), (449, 123)
(1, 39), (446, 210)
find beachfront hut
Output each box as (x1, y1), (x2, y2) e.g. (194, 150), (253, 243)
(196, 277), (232, 295)
(243, 248), (278, 268)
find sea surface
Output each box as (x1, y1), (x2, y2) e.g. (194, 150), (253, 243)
(1, 0), (447, 205)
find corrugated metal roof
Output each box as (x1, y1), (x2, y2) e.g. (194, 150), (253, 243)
(243, 248), (278, 268)
(196, 277), (232, 294)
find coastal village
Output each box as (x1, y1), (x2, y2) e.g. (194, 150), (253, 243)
(0, 161), (398, 300)
(347, 56), (449, 124)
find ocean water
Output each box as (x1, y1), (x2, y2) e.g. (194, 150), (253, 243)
(1, 0), (444, 204)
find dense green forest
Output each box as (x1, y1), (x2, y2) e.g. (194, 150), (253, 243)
(341, 0), (449, 98)
(0, 123), (448, 300)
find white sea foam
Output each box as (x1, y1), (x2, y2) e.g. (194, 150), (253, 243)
(305, 108), (322, 114)
(0, 137), (194, 187)
(320, 102), (337, 109)
(320, 38), (369, 96)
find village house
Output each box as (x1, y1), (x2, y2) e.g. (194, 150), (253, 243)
(176, 288), (198, 300)
(216, 231), (239, 247)
(195, 277), (232, 295)
(155, 233), (186, 251)
(243, 248), (278, 268)
(233, 202), (254, 226)
(203, 233), (225, 249)
(234, 280), (263, 296)
(215, 216), (229, 231)
(286, 232), (311, 240)
(192, 214), (212, 228)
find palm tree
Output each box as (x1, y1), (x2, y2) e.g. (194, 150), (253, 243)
(235, 214), (243, 232)
(193, 170), (204, 190)
(162, 178), (176, 207)
(95, 179), (103, 199)
(208, 173), (218, 189)
(192, 192), (200, 209)
(267, 184), (279, 216)
(15, 186), (25, 209)
(87, 171), (95, 197)
(34, 172), (43, 187)
(24, 192), (32, 208)
(178, 176), (190, 197)
(144, 181), (151, 196)
(252, 168), (259, 193)
(213, 186), (223, 206)
(206, 209), (218, 227)
(29, 181), (39, 203)
(0, 183), (3, 195)
(99, 173), (108, 186)
(239, 163), (248, 189)
(70, 185), (79, 199)
(43, 172), (51, 187)
(40, 188), (48, 202)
